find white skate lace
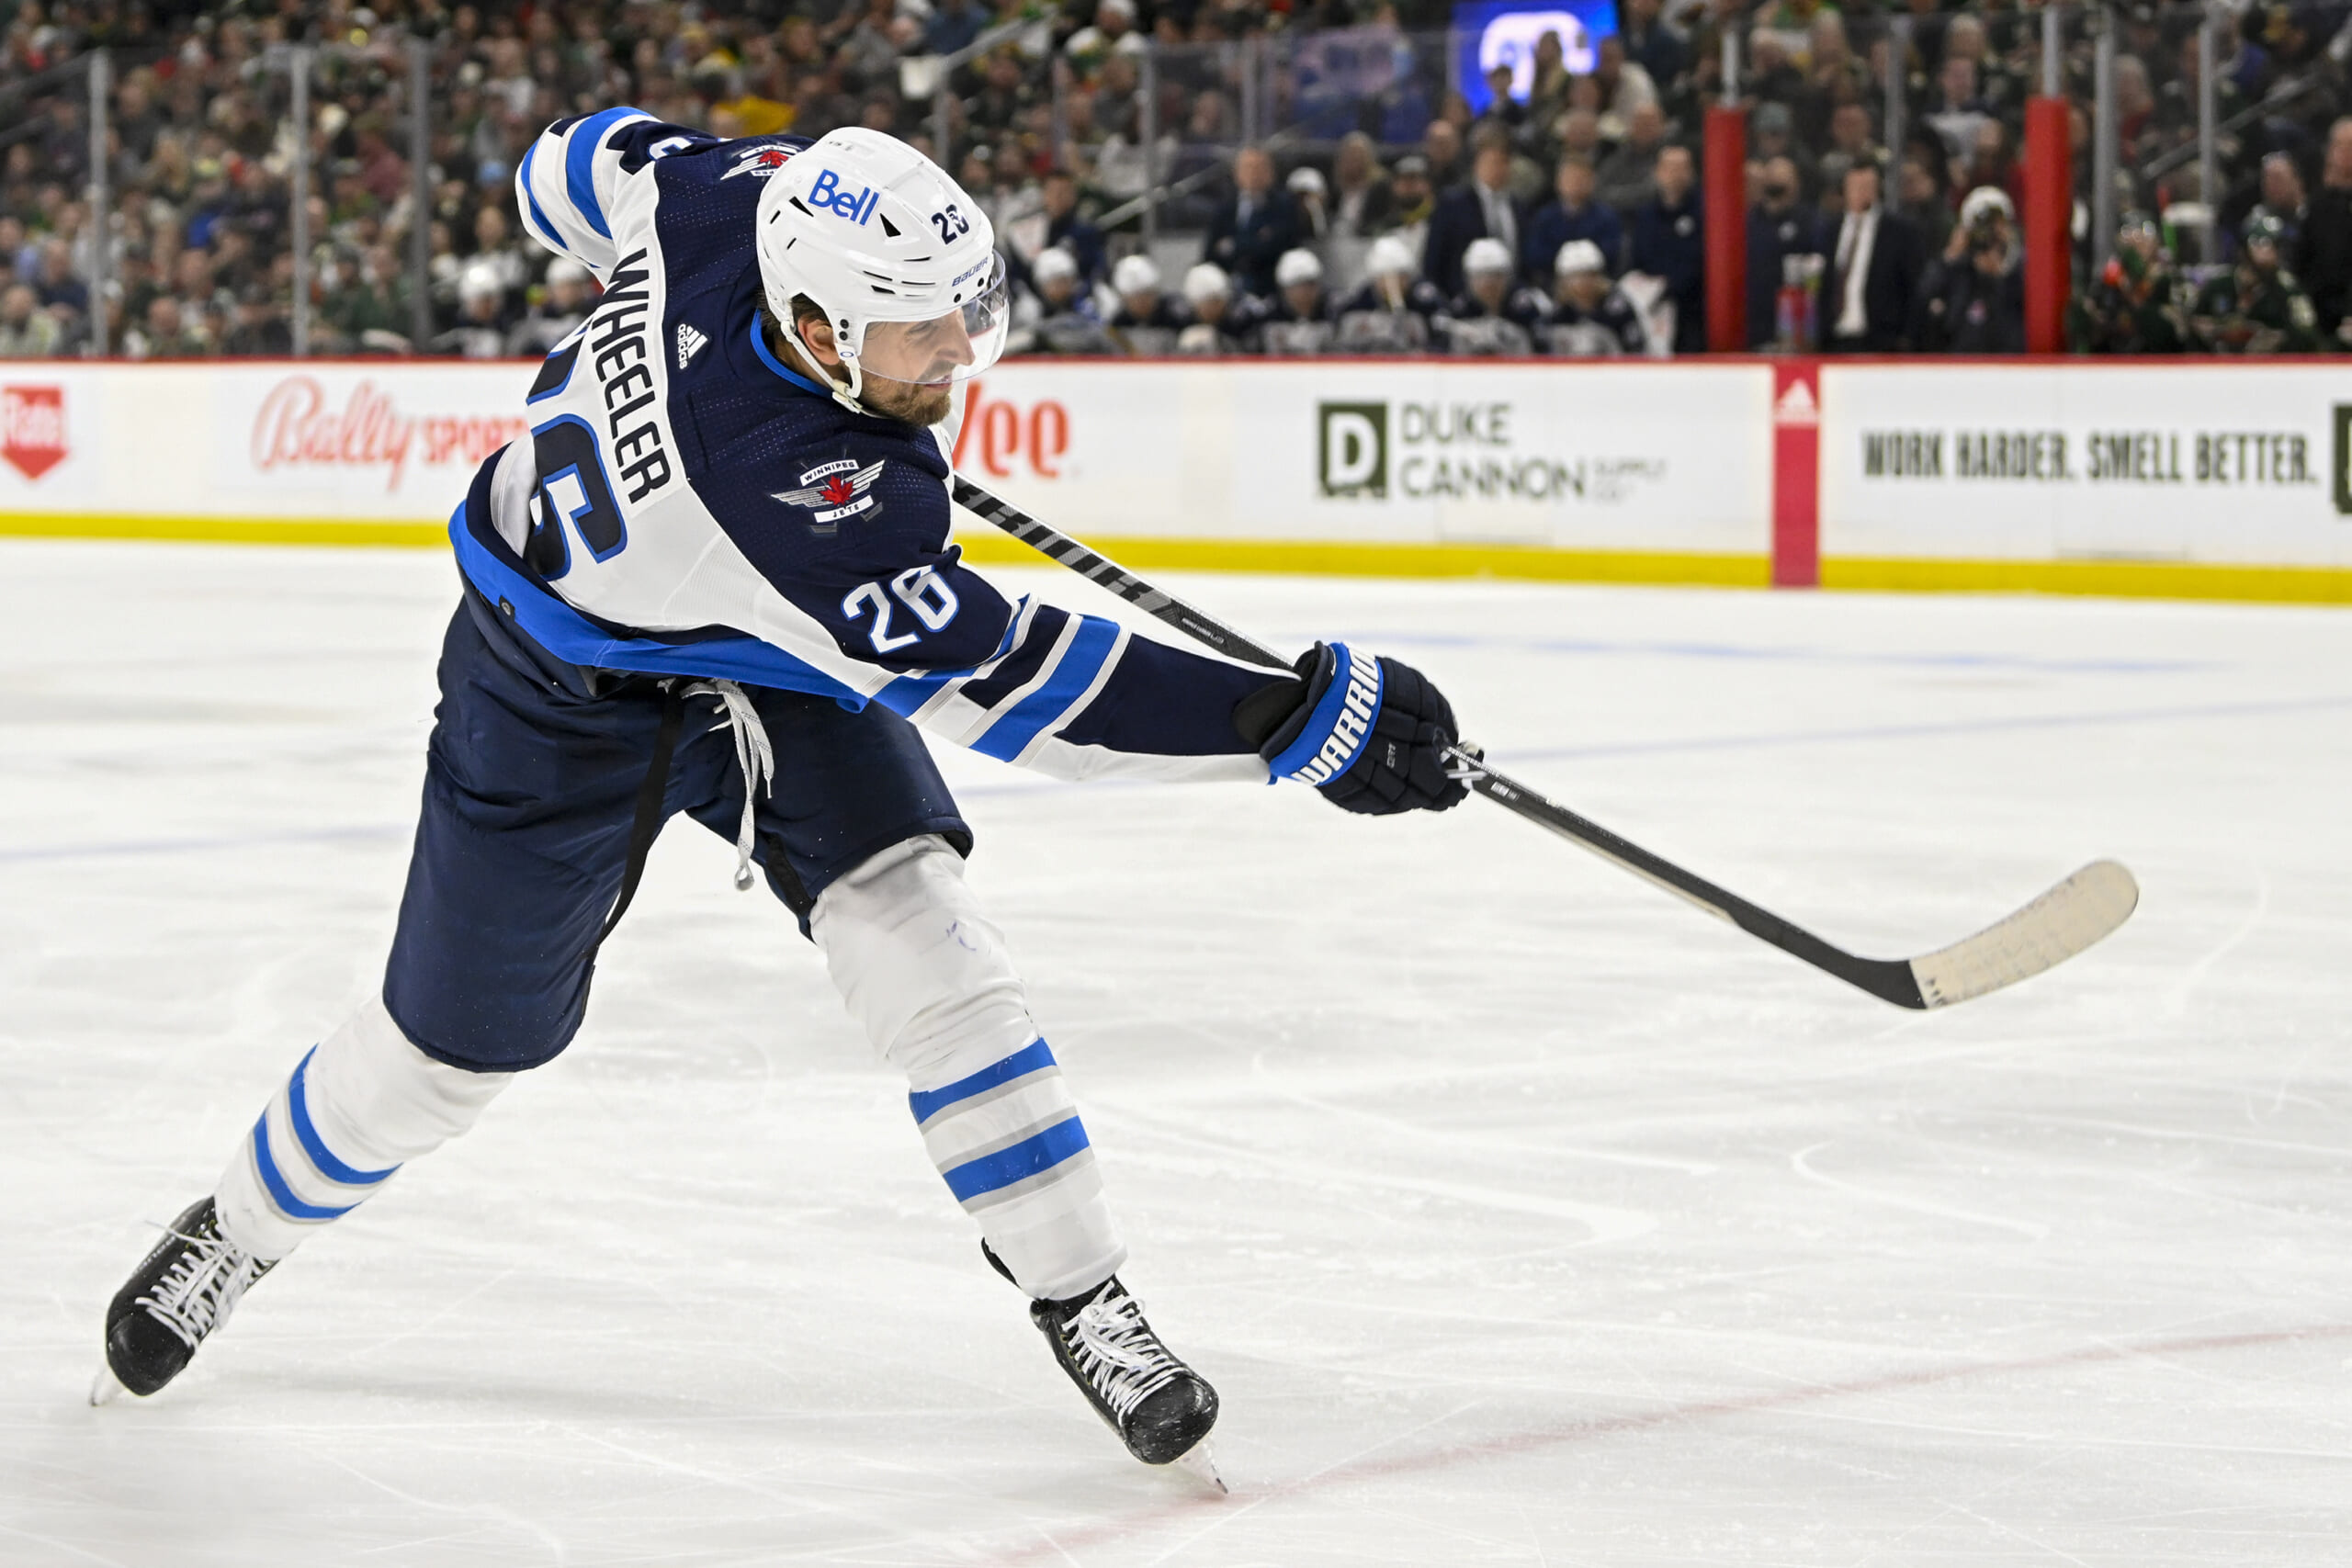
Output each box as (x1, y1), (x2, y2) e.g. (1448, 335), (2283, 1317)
(680, 679), (775, 890)
(136, 1222), (269, 1352)
(1063, 1290), (1184, 1422)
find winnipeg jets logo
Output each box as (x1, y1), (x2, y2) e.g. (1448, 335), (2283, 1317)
(675, 322), (707, 368)
(773, 457), (887, 526)
(722, 144), (797, 180)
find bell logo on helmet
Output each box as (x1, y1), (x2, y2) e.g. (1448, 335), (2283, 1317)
(808, 167), (880, 226)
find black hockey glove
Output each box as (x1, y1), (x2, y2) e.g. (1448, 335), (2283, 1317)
(1233, 641), (1468, 816)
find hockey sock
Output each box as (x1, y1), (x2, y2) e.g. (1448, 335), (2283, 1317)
(211, 994), (513, 1260)
(908, 1036), (1122, 1302)
(813, 834), (1125, 1301)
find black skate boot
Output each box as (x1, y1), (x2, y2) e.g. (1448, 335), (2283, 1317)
(94, 1198), (275, 1403)
(1024, 1267), (1223, 1488)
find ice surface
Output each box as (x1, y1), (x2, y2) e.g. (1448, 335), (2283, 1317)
(3, 539), (2348, 1566)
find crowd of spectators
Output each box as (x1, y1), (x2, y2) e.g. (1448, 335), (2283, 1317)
(2, 0), (2351, 363)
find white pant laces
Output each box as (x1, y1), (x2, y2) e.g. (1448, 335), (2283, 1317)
(679, 680), (774, 891)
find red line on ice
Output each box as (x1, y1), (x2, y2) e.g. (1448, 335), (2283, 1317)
(986, 1320), (2352, 1564)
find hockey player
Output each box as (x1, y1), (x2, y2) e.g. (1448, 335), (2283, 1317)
(1104, 253), (1191, 355)
(1331, 233), (1445, 353)
(96, 118), (1467, 1485)
(1437, 237), (1544, 355)
(1250, 247), (1339, 354)
(1174, 262), (1254, 354)
(1540, 239), (1650, 357)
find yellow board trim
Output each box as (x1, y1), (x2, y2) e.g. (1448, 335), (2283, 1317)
(6, 512), (2347, 604)
(951, 531), (1772, 587)
(1820, 555), (2352, 604)
(0, 513), (447, 548)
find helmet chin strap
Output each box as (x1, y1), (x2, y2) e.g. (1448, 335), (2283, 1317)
(776, 312), (875, 416)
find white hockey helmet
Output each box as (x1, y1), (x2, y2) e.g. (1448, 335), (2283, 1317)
(1181, 262), (1230, 303)
(1111, 253), (1160, 296)
(753, 127), (1011, 412)
(1464, 236), (1515, 277)
(1365, 233), (1418, 280)
(1554, 238), (1606, 276)
(1274, 247), (1324, 288)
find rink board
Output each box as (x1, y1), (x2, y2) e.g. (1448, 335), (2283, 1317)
(1, 358), (2347, 602)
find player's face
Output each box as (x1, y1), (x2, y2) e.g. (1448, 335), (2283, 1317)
(1470, 270), (1510, 310)
(853, 260), (1012, 424)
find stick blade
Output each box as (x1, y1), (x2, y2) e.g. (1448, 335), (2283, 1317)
(1908, 860), (2140, 1009)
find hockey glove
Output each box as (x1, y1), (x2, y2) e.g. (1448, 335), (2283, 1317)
(1233, 641), (1468, 816)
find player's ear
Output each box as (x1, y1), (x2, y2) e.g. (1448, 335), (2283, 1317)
(797, 314), (842, 369)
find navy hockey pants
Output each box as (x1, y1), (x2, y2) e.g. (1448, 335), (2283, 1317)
(381, 601), (970, 1074)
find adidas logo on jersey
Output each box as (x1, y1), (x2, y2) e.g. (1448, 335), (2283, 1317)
(675, 323), (708, 369)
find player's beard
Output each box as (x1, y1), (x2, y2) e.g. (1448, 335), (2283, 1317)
(859, 373), (954, 426)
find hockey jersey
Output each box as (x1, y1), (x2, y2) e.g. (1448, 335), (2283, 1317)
(460, 110), (1280, 784)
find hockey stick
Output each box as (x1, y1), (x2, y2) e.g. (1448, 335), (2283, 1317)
(950, 475), (2139, 1010)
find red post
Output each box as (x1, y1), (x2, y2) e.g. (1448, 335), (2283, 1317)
(1703, 105), (1746, 353)
(2023, 96), (2071, 354)
(1770, 360), (1820, 588)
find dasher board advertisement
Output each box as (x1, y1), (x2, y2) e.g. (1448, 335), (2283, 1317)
(1820, 364), (2352, 569)
(959, 361), (1774, 558)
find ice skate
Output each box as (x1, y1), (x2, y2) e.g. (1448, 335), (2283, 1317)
(1031, 1274), (1224, 1489)
(94, 1197), (275, 1403)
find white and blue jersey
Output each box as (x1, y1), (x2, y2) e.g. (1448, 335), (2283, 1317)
(458, 109), (1279, 784)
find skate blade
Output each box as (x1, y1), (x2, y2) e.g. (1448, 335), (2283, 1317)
(1170, 1438), (1227, 1495)
(88, 1365), (131, 1407)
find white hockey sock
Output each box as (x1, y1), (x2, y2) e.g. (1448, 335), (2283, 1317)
(212, 994), (513, 1260)
(812, 835), (1126, 1302)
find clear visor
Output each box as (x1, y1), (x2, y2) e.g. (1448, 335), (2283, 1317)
(848, 254), (1011, 389)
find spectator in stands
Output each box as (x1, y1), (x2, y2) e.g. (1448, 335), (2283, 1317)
(1541, 240), (1650, 357)
(1333, 233), (1444, 354)
(1596, 102), (1669, 217)
(432, 263), (517, 359)
(1255, 248), (1337, 355)
(1747, 154), (1822, 347)
(1175, 262), (1250, 355)
(1523, 155), (1623, 280)
(1821, 159), (1927, 353)
(506, 256), (594, 357)
(2192, 211), (2321, 353)
(1438, 237), (1542, 355)
(1385, 154), (1437, 270)
(221, 284), (292, 357)
(1329, 133), (1396, 240)
(1288, 166), (1330, 241)
(1036, 168), (1106, 286)
(1922, 186), (2024, 354)
(2070, 211), (2191, 354)
(1422, 119), (1467, 193)
(2255, 152), (2309, 255)
(1895, 149), (1954, 257)
(1107, 254), (1190, 354)
(2301, 118), (2352, 343)
(0, 281), (60, 357)
(1749, 104), (1813, 199)
(1425, 123), (1524, 300)
(926, 0), (985, 60)
(126, 295), (205, 359)
(1619, 0), (1690, 103)
(1629, 143), (1705, 354)
(1203, 145), (1300, 299)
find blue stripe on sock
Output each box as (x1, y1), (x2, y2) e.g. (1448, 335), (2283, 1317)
(252, 1114), (359, 1223)
(287, 1047), (400, 1187)
(969, 617), (1120, 761)
(907, 1038), (1057, 1125)
(940, 1115), (1091, 1201)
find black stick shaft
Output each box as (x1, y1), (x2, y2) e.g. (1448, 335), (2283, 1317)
(948, 476), (1928, 1010)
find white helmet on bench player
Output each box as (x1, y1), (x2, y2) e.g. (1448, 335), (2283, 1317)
(753, 127), (1011, 413)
